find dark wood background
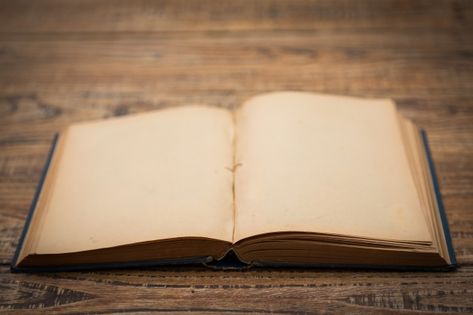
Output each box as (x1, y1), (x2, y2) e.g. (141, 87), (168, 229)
(1, 0), (472, 313)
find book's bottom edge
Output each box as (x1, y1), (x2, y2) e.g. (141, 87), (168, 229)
(11, 257), (457, 273)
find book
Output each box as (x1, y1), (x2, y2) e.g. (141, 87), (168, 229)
(12, 92), (456, 272)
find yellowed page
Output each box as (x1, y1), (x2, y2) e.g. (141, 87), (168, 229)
(34, 106), (234, 254)
(234, 92), (431, 243)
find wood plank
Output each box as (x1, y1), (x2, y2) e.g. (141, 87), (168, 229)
(0, 0), (471, 33)
(0, 31), (472, 96)
(1, 265), (473, 313)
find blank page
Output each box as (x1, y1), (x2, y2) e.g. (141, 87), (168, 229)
(34, 106), (234, 254)
(234, 92), (431, 243)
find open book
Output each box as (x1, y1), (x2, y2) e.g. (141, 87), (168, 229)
(12, 92), (456, 271)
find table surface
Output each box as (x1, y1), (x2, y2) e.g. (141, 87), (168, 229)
(1, 1), (472, 313)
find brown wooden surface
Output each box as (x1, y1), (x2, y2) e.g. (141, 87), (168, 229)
(0, 0), (472, 313)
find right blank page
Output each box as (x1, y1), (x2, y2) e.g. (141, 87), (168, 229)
(234, 92), (432, 243)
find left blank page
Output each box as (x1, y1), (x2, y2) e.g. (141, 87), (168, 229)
(32, 106), (235, 254)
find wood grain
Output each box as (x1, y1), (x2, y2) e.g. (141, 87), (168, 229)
(0, 0), (472, 313)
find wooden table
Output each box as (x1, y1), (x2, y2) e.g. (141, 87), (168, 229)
(1, 1), (472, 313)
